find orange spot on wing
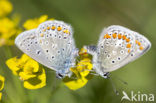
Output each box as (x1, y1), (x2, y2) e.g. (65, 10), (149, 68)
(63, 30), (69, 34)
(126, 43), (131, 48)
(126, 38), (130, 42)
(138, 42), (141, 46)
(136, 40), (141, 46)
(112, 33), (117, 39)
(57, 26), (62, 31)
(118, 34), (122, 39)
(139, 46), (144, 50)
(106, 34), (111, 39)
(122, 35), (126, 40)
(128, 49), (131, 53)
(135, 40), (138, 44)
(43, 29), (46, 32)
(103, 34), (106, 39)
(47, 27), (50, 30)
(40, 33), (44, 37)
(51, 26), (56, 30)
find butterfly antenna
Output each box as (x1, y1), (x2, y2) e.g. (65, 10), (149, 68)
(108, 76), (119, 95)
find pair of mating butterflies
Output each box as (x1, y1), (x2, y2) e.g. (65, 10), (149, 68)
(15, 20), (151, 78)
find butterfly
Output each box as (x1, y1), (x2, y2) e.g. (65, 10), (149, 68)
(15, 20), (78, 78)
(85, 25), (151, 78)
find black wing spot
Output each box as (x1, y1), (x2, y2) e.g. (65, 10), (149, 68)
(52, 56), (55, 59)
(37, 50), (41, 55)
(120, 50), (124, 54)
(58, 36), (61, 39)
(45, 41), (49, 45)
(58, 51), (60, 53)
(112, 60), (115, 63)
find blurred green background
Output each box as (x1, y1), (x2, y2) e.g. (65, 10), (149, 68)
(0, 0), (156, 103)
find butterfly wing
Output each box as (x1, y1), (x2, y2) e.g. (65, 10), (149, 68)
(36, 20), (77, 74)
(15, 29), (57, 71)
(127, 31), (151, 62)
(91, 25), (151, 73)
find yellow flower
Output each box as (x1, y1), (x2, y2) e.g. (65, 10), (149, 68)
(0, 92), (2, 101)
(23, 68), (46, 89)
(0, 17), (21, 46)
(63, 77), (88, 90)
(19, 59), (39, 80)
(63, 48), (93, 90)
(0, 18), (15, 34)
(23, 15), (54, 30)
(6, 57), (21, 75)
(6, 54), (46, 89)
(0, 0), (13, 17)
(6, 54), (30, 75)
(0, 75), (5, 101)
(0, 75), (5, 91)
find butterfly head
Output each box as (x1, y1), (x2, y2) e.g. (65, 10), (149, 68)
(56, 73), (64, 79)
(102, 72), (110, 79)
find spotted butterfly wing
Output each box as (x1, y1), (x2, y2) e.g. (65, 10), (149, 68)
(86, 25), (151, 75)
(36, 20), (77, 75)
(15, 29), (56, 70)
(15, 20), (77, 76)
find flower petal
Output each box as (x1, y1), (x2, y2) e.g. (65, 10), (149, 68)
(64, 77), (88, 90)
(0, 75), (5, 91)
